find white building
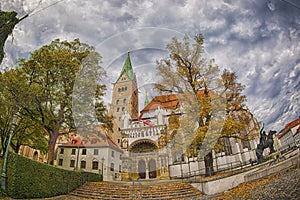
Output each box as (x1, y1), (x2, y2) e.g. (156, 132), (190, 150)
(56, 125), (123, 181)
(277, 116), (300, 152)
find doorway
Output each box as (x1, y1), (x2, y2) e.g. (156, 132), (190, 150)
(148, 159), (156, 179)
(138, 160), (146, 179)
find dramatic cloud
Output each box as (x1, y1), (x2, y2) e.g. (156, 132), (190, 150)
(1, 0), (299, 131)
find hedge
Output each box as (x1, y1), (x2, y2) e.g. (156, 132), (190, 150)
(6, 153), (101, 199)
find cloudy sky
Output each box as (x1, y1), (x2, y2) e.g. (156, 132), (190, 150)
(1, 0), (299, 131)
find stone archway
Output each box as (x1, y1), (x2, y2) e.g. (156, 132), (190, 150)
(138, 160), (146, 179)
(148, 159), (156, 179)
(129, 139), (158, 153)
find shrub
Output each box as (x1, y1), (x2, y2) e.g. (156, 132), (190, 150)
(6, 153), (100, 199)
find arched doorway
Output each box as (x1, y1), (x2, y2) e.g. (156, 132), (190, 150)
(148, 159), (156, 179)
(138, 160), (146, 179)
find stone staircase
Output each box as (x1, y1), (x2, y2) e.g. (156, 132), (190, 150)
(68, 181), (204, 199)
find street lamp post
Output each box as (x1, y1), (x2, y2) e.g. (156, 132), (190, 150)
(101, 157), (105, 181)
(1, 114), (18, 192)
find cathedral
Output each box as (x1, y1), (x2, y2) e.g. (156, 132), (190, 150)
(110, 51), (260, 181)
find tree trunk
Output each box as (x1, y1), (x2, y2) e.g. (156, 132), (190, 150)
(47, 129), (59, 165)
(204, 151), (214, 176)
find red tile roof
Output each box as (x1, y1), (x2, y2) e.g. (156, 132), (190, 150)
(140, 90), (208, 117)
(278, 116), (300, 139)
(59, 125), (122, 153)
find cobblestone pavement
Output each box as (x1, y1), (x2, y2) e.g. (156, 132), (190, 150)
(201, 167), (300, 200)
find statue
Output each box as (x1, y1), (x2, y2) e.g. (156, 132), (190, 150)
(255, 123), (277, 163)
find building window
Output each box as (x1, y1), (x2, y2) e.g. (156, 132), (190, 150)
(60, 148), (64, 154)
(119, 165), (122, 172)
(58, 158), (63, 166)
(110, 163), (114, 171)
(116, 99), (119, 104)
(118, 88), (121, 92)
(82, 149), (87, 155)
(123, 98), (126, 103)
(70, 159), (75, 168)
(122, 107), (125, 111)
(92, 161), (99, 170)
(80, 160), (86, 169)
(94, 149), (99, 155)
(125, 86), (127, 91)
(71, 149), (76, 155)
(117, 107), (120, 112)
(111, 151), (114, 157)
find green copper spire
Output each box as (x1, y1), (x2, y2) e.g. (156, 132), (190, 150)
(144, 90), (149, 107)
(119, 51), (134, 80)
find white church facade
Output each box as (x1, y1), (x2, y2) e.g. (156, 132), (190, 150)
(110, 52), (260, 181)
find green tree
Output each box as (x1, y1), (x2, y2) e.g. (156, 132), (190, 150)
(15, 39), (109, 164)
(0, 10), (28, 64)
(0, 69), (47, 154)
(156, 35), (257, 176)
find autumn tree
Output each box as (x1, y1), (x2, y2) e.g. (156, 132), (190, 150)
(155, 34), (257, 176)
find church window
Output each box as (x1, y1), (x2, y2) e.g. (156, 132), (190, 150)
(117, 107), (120, 112)
(82, 149), (87, 155)
(80, 160), (86, 169)
(242, 139), (251, 150)
(123, 98), (126, 103)
(125, 86), (127, 91)
(70, 159), (75, 168)
(223, 138), (233, 155)
(174, 150), (184, 162)
(122, 107), (125, 111)
(116, 99), (119, 104)
(92, 161), (99, 170)
(110, 163), (114, 171)
(122, 87), (125, 91)
(118, 88), (121, 92)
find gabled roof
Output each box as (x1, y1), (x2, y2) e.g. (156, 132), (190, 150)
(140, 90), (208, 116)
(278, 116), (300, 139)
(116, 51), (134, 82)
(59, 125), (123, 153)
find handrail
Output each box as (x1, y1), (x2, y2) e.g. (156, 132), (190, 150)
(172, 160), (252, 181)
(131, 177), (135, 199)
(137, 178), (142, 198)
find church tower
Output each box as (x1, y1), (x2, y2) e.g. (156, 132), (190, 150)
(110, 51), (139, 129)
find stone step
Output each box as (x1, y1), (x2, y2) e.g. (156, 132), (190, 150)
(68, 181), (204, 199)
